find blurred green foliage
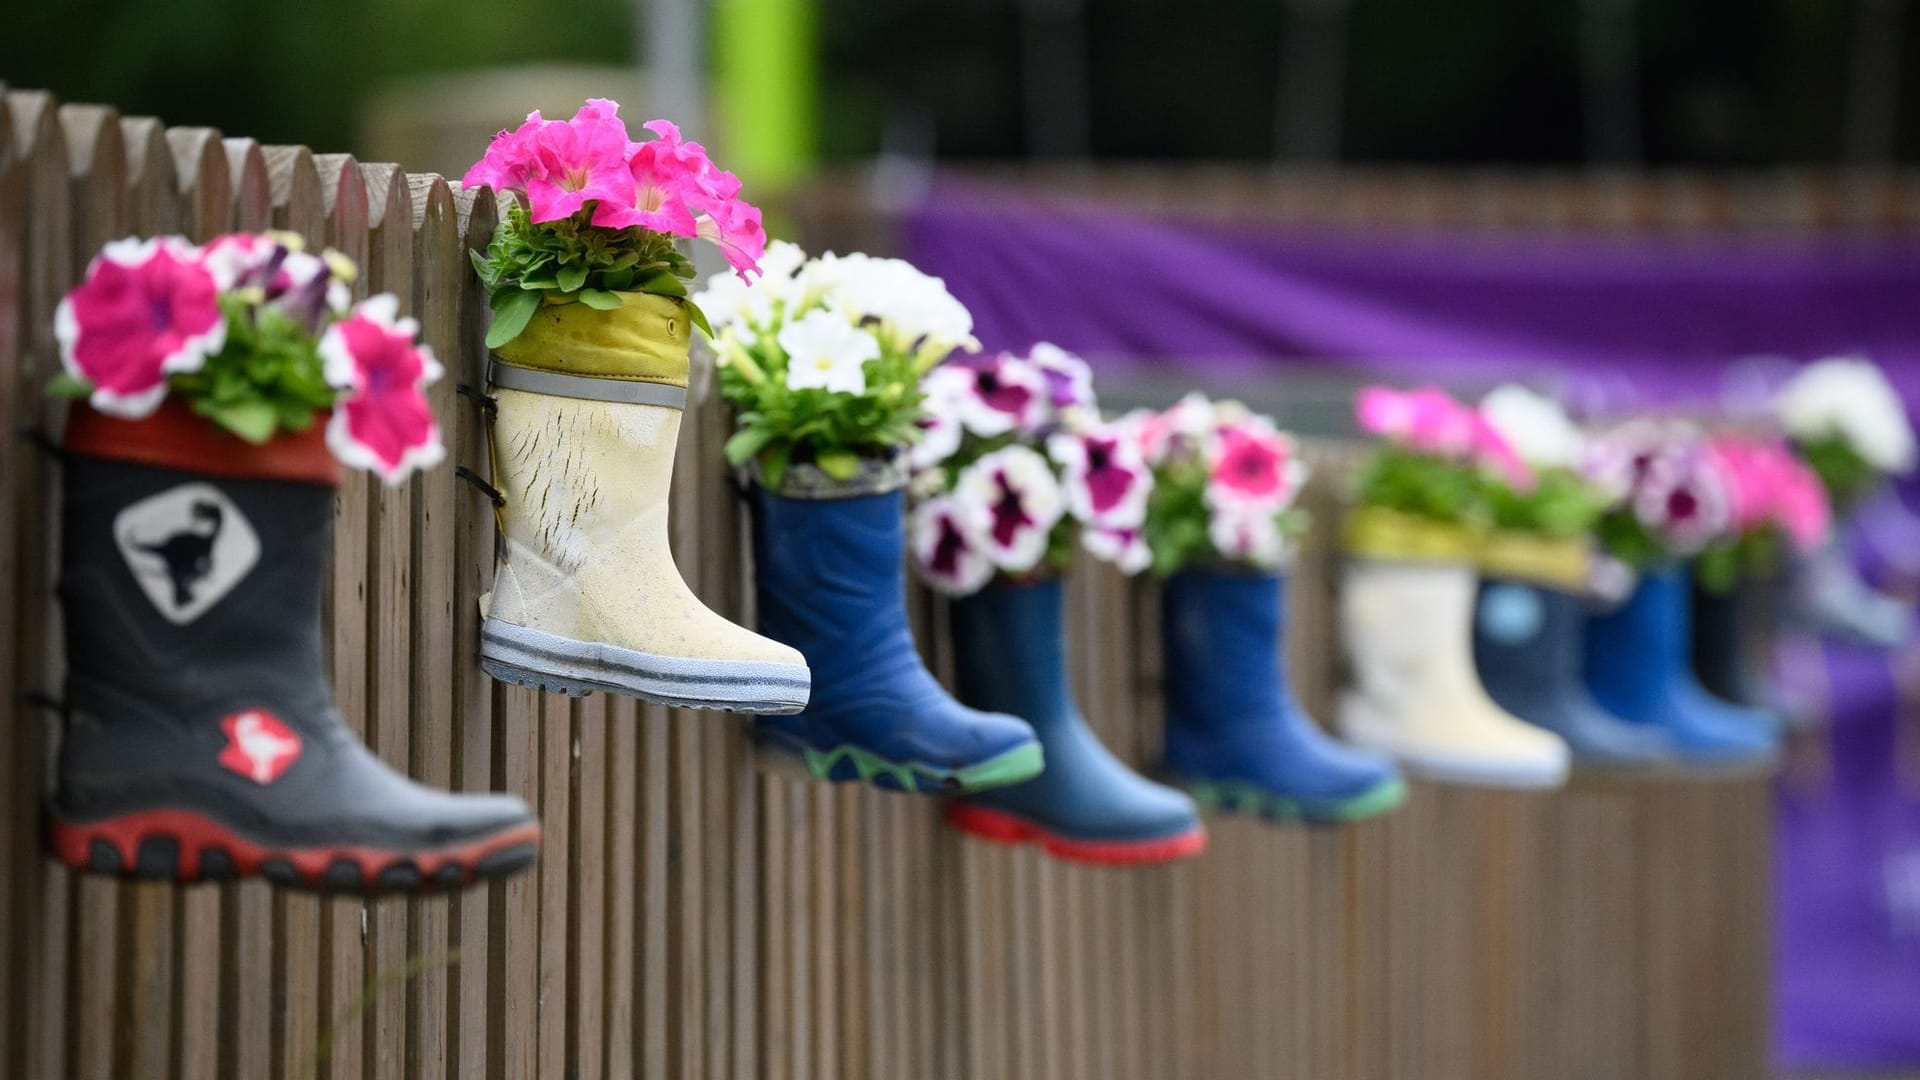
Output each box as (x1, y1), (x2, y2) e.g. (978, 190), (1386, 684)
(1, 0), (1908, 163)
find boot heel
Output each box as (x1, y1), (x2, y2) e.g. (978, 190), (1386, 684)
(478, 655), (597, 698)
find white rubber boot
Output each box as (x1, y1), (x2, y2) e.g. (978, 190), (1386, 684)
(1337, 557), (1570, 789)
(477, 294), (809, 713)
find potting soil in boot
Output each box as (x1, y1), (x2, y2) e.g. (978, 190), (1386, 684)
(1336, 512), (1570, 790)
(946, 578), (1205, 865)
(1161, 569), (1405, 823)
(748, 471), (1043, 793)
(1472, 535), (1673, 770)
(1585, 564), (1779, 768)
(479, 295), (811, 712)
(48, 405), (539, 893)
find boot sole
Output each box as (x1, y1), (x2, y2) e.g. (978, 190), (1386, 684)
(1173, 775), (1409, 825)
(945, 804), (1208, 866)
(751, 730), (1045, 794)
(480, 619), (810, 714)
(46, 806), (540, 895)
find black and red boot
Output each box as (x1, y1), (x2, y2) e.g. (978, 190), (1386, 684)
(45, 404), (539, 894)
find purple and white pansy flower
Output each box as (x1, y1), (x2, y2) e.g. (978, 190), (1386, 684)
(953, 445), (1066, 572)
(907, 343), (1157, 592)
(910, 494), (996, 596)
(1048, 422), (1152, 530)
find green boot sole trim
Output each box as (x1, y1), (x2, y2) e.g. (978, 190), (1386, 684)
(795, 740), (1045, 794)
(1180, 775), (1408, 824)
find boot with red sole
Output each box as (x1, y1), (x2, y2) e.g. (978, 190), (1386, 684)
(45, 404), (539, 894)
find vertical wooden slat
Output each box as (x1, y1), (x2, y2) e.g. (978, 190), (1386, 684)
(58, 100), (129, 1080)
(448, 182), (499, 1080)
(361, 161), (416, 1080)
(0, 85), (32, 1080)
(261, 142), (326, 1080)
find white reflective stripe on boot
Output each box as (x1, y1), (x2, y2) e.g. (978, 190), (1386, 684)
(479, 388), (809, 712)
(1336, 558), (1569, 789)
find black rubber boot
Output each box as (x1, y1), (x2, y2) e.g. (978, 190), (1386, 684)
(47, 430), (538, 895)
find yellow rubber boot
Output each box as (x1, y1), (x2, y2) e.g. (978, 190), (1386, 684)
(1335, 511), (1569, 789)
(478, 294), (809, 713)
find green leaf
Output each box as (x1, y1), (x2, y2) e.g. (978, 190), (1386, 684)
(556, 264), (589, 292)
(577, 288), (625, 311)
(486, 288), (542, 350)
(636, 270), (688, 298)
(760, 444), (791, 492)
(210, 400), (279, 444)
(816, 448), (861, 481)
(684, 300), (714, 339)
(45, 371), (93, 398)
(725, 426), (776, 466)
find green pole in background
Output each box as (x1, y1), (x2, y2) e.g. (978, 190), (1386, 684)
(713, 0), (819, 192)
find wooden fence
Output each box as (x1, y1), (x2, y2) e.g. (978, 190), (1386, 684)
(0, 87), (1779, 1080)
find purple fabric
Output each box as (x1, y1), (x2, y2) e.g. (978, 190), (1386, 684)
(904, 184), (1920, 408)
(905, 187), (1920, 1070)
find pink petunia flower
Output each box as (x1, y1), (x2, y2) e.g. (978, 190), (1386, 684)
(1205, 418), (1307, 513)
(1082, 525), (1152, 575)
(1356, 385), (1482, 457)
(463, 100), (638, 226)
(953, 445), (1065, 572)
(910, 495), (995, 596)
(1049, 423), (1153, 530)
(1709, 437), (1832, 553)
(55, 237), (227, 418)
(1470, 413), (1537, 492)
(693, 193), (767, 282)
(318, 295), (446, 484)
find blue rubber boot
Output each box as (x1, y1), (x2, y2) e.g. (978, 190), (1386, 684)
(1161, 569), (1406, 823)
(1473, 578), (1673, 768)
(945, 578), (1206, 865)
(1583, 564), (1779, 768)
(748, 483), (1043, 793)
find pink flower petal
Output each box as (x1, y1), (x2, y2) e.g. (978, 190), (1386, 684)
(56, 237), (226, 418)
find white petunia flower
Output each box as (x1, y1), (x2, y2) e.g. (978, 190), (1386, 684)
(1082, 526), (1152, 576)
(1480, 383), (1586, 470)
(953, 445), (1065, 573)
(1208, 506), (1289, 568)
(806, 252), (979, 357)
(778, 308), (880, 395)
(693, 239), (809, 341)
(1777, 356), (1917, 474)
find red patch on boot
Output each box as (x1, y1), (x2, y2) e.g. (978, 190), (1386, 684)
(217, 709), (303, 785)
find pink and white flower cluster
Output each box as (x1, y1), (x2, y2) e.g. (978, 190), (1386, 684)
(1128, 393), (1310, 568)
(1356, 384), (1534, 491)
(1707, 436), (1832, 553)
(1585, 421), (1733, 555)
(54, 232), (443, 483)
(463, 99), (764, 280)
(910, 344), (1155, 593)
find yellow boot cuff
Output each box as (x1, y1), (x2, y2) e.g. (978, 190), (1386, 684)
(1478, 532), (1591, 593)
(492, 292), (692, 390)
(1342, 507), (1481, 563)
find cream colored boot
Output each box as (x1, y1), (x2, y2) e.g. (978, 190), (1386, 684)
(1336, 532), (1569, 789)
(477, 294), (809, 713)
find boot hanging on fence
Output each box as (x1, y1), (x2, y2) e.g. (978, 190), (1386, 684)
(1160, 568), (1406, 823)
(477, 295), (813, 712)
(48, 404), (540, 893)
(1584, 563), (1780, 768)
(1690, 573), (1784, 715)
(1471, 535), (1674, 769)
(1336, 510), (1571, 790)
(944, 577), (1205, 864)
(747, 463), (1045, 794)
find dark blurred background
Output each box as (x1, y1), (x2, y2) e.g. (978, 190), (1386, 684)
(3, 0), (1915, 167)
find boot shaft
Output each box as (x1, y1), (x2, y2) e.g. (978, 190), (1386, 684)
(1162, 568), (1289, 731)
(61, 452), (334, 719)
(949, 577), (1076, 731)
(749, 484), (917, 685)
(1584, 563), (1690, 718)
(1341, 558), (1481, 701)
(1474, 578), (1587, 697)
